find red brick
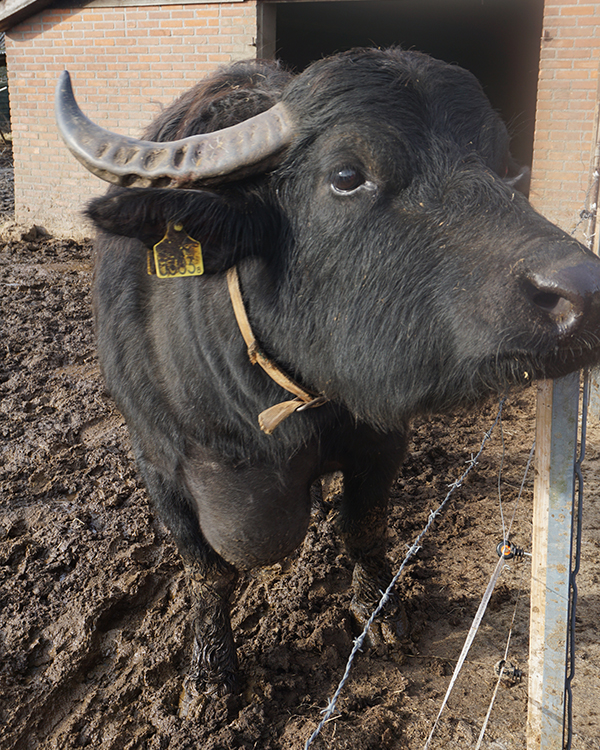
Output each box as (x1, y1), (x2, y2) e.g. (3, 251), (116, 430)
(575, 13), (600, 25)
(560, 4), (596, 13)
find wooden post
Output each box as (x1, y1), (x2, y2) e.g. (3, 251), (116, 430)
(256, 3), (276, 59)
(527, 373), (579, 749)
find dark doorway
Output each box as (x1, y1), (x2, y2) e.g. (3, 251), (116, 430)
(273, 0), (544, 167)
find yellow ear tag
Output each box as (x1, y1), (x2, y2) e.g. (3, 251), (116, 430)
(149, 222), (204, 278)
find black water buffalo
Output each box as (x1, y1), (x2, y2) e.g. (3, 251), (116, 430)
(56, 48), (600, 697)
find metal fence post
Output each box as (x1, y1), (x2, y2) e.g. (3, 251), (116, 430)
(527, 373), (579, 749)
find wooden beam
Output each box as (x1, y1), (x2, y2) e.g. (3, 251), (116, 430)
(256, 2), (276, 60)
(0, 0), (246, 30)
(81, 0), (245, 8)
(0, 0), (53, 32)
(527, 373), (579, 749)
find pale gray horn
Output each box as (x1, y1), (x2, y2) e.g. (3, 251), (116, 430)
(54, 70), (294, 188)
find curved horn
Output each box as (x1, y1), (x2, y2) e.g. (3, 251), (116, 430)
(55, 71), (294, 188)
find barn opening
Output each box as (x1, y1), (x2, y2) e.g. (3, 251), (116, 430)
(265, 0), (544, 170)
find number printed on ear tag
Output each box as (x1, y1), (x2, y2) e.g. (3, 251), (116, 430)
(150, 222), (204, 278)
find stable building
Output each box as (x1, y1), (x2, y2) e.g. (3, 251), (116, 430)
(0, 0), (598, 242)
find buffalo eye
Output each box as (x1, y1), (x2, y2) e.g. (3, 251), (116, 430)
(330, 167), (366, 194)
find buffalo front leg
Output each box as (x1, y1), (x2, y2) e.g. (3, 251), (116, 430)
(134, 452), (240, 703)
(337, 426), (410, 649)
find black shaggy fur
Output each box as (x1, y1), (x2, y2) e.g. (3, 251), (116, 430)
(86, 49), (600, 696)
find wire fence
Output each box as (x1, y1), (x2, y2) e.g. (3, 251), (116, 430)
(305, 399), (507, 750)
(304, 379), (591, 749)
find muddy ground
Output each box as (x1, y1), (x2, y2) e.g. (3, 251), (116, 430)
(1, 148), (599, 749)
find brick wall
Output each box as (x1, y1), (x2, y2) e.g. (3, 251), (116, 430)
(530, 0), (600, 241)
(5, 1), (258, 237)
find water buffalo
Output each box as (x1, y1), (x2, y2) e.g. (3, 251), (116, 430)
(55, 48), (600, 698)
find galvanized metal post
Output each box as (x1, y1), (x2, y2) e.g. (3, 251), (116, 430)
(527, 373), (579, 749)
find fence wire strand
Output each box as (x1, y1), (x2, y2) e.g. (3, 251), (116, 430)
(473, 439), (534, 748)
(497, 408), (506, 543)
(423, 555), (507, 750)
(474, 560), (527, 750)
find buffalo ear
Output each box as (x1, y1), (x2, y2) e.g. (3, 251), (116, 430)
(86, 187), (280, 273)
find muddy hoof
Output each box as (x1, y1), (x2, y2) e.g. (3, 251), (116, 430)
(350, 560), (409, 648)
(186, 636), (239, 700)
(350, 592), (409, 649)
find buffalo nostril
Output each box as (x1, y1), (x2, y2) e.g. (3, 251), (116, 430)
(530, 290), (575, 319)
(523, 256), (600, 335)
(524, 278), (579, 332)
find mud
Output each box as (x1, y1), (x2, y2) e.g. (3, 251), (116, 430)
(1, 205), (599, 748)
